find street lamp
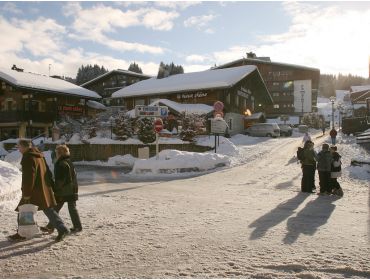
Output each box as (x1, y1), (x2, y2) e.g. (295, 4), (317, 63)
(329, 96), (335, 129)
(300, 84), (305, 123)
(109, 116), (114, 139)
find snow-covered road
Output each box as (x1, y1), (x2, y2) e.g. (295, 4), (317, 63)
(1, 133), (369, 278)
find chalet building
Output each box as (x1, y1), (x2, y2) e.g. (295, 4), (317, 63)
(215, 57), (320, 118)
(80, 69), (152, 106)
(349, 87), (370, 117)
(0, 68), (101, 140)
(112, 65), (273, 135)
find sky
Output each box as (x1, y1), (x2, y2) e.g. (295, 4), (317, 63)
(0, 1), (369, 79)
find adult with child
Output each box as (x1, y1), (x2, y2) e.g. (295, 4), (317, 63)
(330, 146), (343, 196)
(8, 139), (69, 242)
(40, 144), (82, 234)
(317, 143), (333, 195)
(300, 140), (317, 193)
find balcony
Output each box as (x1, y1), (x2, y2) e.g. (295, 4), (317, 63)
(0, 111), (56, 123)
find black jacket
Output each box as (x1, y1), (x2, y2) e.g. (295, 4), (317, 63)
(53, 155), (78, 202)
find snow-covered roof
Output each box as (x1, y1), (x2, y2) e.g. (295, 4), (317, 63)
(126, 99), (214, 118)
(350, 85), (370, 93)
(215, 58), (320, 72)
(80, 69), (152, 87)
(112, 65), (258, 98)
(87, 100), (106, 110)
(0, 68), (101, 99)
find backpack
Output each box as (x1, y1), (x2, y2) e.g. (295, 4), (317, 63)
(297, 147), (305, 161)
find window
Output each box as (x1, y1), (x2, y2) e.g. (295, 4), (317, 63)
(273, 82), (279, 86)
(149, 98), (160, 104)
(226, 94), (230, 105)
(228, 118), (233, 131)
(273, 104), (280, 109)
(272, 92), (279, 97)
(235, 95), (239, 106)
(1, 82), (6, 90)
(135, 98), (145, 106)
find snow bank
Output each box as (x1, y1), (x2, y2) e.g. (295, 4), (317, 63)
(4, 150), (22, 169)
(0, 160), (21, 209)
(131, 149), (230, 175)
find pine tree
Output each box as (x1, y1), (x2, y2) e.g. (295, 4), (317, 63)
(128, 62), (143, 74)
(113, 112), (133, 140)
(137, 118), (156, 144)
(157, 62), (184, 79)
(75, 64), (109, 85)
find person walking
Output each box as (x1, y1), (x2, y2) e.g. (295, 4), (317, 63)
(317, 143), (333, 195)
(302, 132), (312, 144)
(330, 146), (343, 196)
(330, 128), (337, 145)
(322, 125), (326, 135)
(40, 144), (82, 234)
(8, 139), (69, 242)
(300, 140), (317, 193)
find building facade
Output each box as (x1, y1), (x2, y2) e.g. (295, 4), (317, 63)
(0, 68), (101, 140)
(81, 69), (152, 106)
(112, 65), (273, 135)
(216, 57), (320, 118)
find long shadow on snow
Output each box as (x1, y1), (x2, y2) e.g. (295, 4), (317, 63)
(283, 195), (337, 244)
(249, 193), (309, 240)
(274, 174), (301, 190)
(0, 239), (54, 259)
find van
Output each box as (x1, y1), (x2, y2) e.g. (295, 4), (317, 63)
(244, 123), (280, 138)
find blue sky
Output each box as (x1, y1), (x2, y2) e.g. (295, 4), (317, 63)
(0, 1), (369, 79)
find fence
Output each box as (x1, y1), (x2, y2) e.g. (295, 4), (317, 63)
(43, 143), (213, 162)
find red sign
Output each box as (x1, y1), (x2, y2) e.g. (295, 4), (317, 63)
(213, 101), (224, 112)
(154, 118), (163, 133)
(58, 105), (83, 114)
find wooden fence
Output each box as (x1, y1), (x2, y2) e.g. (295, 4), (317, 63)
(43, 143), (213, 162)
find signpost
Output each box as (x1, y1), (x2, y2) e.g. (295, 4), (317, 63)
(135, 105), (168, 117)
(210, 113), (228, 153)
(154, 118), (163, 160)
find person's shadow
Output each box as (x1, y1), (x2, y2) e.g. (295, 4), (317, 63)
(283, 196), (337, 244)
(249, 193), (309, 240)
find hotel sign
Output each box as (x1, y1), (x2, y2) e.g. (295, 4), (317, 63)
(135, 105), (168, 117)
(176, 91), (208, 100)
(58, 105), (84, 113)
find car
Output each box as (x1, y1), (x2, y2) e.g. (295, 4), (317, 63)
(278, 124), (293, 136)
(244, 123), (280, 138)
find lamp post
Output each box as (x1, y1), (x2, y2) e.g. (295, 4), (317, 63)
(109, 116), (114, 139)
(300, 84), (305, 124)
(329, 96), (335, 129)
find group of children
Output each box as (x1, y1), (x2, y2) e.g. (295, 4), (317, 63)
(300, 134), (343, 196)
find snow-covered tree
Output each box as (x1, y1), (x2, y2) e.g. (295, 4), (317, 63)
(137, 117), (156, 144)
(302, 113), (325, 129)
(113, 112), (133, 140)
(179, 113), (198, 142)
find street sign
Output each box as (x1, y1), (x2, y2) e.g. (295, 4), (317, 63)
(213, 101), (224, 112)
(135, 105), (168, 117)
(154, 118), (163, 133)
(211, 117), (228, 134)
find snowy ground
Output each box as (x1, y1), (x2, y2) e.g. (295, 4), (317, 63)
(0, 131), (369, 278)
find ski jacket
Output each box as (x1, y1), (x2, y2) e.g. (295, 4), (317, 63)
(53, 155), (79, 202)
(331, 152), (342, 178)
(317, 150), (332, 172)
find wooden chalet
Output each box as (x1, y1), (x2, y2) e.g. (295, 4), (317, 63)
(215, 57), (320, 118)
(0, 68), (101, 140)
(112, 65), (272, 135)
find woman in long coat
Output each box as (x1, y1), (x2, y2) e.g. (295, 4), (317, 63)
(41, 144), (82, 233)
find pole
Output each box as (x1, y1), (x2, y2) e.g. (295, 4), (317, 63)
(156, 132), (159, 160)
(214, 134), (217, 153)
(331, 100), (334, 129)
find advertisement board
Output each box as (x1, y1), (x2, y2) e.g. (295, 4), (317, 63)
(135, 105), (168, 117)
(293, 80), (312, 113)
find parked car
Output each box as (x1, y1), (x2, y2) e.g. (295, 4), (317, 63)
(278, 124), (293, 136)
(298, 125), (308, 133)
(244, 123), (280, 138)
